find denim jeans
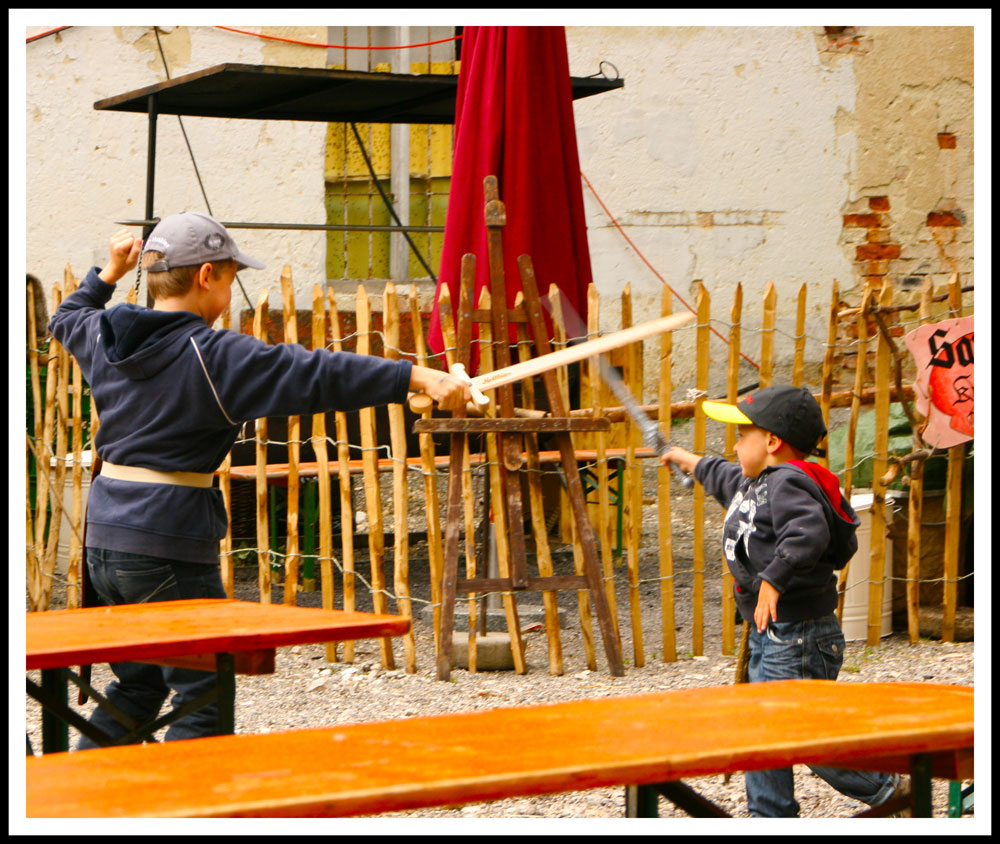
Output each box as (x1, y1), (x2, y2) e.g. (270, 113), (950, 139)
(744, 615), (899, 817)
(76, 547), (228, 750)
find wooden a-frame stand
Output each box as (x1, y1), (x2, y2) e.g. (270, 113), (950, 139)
(415, 177), (624, 681)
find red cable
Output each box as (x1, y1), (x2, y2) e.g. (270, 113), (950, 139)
(580, 171), (760, 371)
(216, 26), (462, 51)
(26, 26), (71, 43)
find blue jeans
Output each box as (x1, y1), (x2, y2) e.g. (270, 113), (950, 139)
(744, 615), (899, 817)
(76, 547), (228, 750)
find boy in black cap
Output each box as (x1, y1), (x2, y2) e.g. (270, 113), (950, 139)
(49, 214), (471, 748)
(663, 385), (902, 817)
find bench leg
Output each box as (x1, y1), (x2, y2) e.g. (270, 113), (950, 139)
(30, 653), (238, 752)
(27, 673), (112, 752)
(40, 668), (69, 753)
(216, 652), (236, 735)
(626, 781), (732, 818)
(626, 784), (659, 817)
(910, 753), (934, 818)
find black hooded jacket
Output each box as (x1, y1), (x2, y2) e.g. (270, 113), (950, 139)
(694, 456), (861, 624)
(49, 267), (412, 564)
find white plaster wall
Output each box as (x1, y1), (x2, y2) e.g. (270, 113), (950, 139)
(566, 26), (859, 390)
(24, 25), (329, 316)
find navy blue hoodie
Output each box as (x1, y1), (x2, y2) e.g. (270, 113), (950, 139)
(694, 456), (861, 624)
(49, 268), (413, 564)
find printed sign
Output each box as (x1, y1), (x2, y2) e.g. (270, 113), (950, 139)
(904, 315), (974, 448)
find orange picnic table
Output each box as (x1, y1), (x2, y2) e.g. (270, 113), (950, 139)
(26, 598), (410, 754)
(26, 680), (972, 818)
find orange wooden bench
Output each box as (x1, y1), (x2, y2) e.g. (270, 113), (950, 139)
(26, 599), (410, 754)
(26, 680), (973, 818)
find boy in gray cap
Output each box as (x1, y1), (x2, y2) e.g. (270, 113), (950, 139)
(49, 212), (471, 748)
(663, 385), (904, 817)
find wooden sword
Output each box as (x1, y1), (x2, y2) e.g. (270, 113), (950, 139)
(409, 310), (694, 412)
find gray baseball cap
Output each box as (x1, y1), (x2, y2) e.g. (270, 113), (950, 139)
(141, 211), (265, 272)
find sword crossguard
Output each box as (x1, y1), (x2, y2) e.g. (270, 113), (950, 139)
(451, 363), (489, 407)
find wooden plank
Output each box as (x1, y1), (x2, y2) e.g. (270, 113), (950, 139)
(620, 283), (644, 668)
(434, 283), (460, 652)
(793, 283), (807, 387)
(456, 263), (480, 667)
(26, 599), (411, 670)
(457, 576), (590, 593)
(657, 287), (676, 663)
(135, 649), (276, 675)
(26, 681), (973, 818)
(837, 285), (875, 620)
(550, 283), (596, 669)
(67, 268), (85, 609)
(409, 281), (445, 667)
(759, 281), (776, 388)
(517, 310), (565, 675)
(42, 290), (71, 609)
(413, 418), (610, 433)
(692, 284), (710, 656)
(483, 177), (529, 589)
(26, 279), (43, 605)
(217, 301), (234, 599)
(328, 290), (356, 662)
(473, 306), (528, 323)
(384, 282), (417, 673)
(33, 284), (61, 583)
(311, 285), (337, 660)
(590, 284), (620, 643)
(940, 274), (966, 643)
(722, 283), (742, 656)
(818, 281), (840, 470)
(280, 266), (301, 605)
(867, 281), (893, 647)
(477, 287), (527, 673)
(252, 290), (272, 606)
(905, 278), (935, 644)
(356, 285), (394, 670)
(844, 284), (876, 498)
(550, 286), (574, 547)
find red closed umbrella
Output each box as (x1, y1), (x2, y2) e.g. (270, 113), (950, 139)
(427, 26), (594, 369)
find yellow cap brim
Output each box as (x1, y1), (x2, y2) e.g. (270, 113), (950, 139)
(702, 400), (753, 425)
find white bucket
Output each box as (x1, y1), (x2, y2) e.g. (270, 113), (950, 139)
(48, 450), (93, 575)
(841, 491), (894, 641)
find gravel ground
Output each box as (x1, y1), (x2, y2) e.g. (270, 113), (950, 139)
(26, 424), (977, 822)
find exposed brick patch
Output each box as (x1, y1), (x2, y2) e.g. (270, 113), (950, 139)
(937, 133), (957, 149)
(867, 196), (890, 211)
(857, 243), (902, 261)
(863, 260), (892, 277)
(927, 211), (963, 227)
(843, 213), (881, 228)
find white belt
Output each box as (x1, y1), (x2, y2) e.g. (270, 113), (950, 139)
(100, 461), (214, 489)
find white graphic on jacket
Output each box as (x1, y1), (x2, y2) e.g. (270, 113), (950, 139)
(723, 478), (766, 563)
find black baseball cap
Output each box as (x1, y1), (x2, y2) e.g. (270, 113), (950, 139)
(702, 385), (827, 455)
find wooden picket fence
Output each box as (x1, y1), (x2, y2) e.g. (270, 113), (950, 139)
(26, 269), (973, 673)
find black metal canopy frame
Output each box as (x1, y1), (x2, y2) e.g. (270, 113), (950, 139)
(95, 62), (622, 234)
(94, 62), (624, 303)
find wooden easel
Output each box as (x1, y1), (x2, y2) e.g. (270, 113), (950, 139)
(415, 177), (624, 680)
